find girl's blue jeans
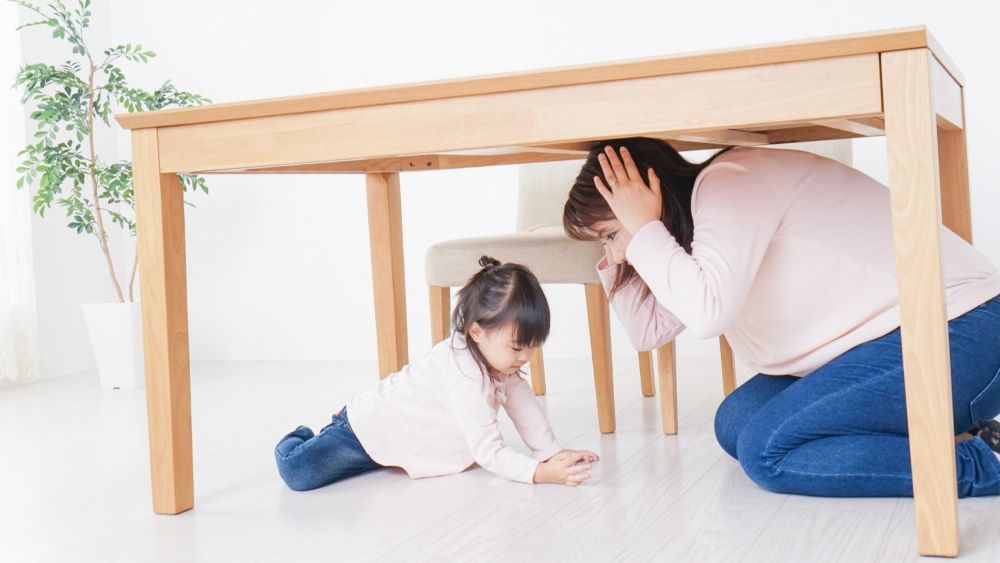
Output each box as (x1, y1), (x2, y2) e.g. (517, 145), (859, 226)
(715, 295), (1000, 497)
(275, 407), (381, 491)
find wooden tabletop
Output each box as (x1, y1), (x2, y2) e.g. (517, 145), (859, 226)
(116, 26), (958, 131)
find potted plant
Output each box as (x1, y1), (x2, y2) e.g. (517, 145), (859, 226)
(11, 0), (210, 388)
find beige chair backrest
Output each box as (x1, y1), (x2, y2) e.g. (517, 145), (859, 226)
(514, 140), (853, 233)
(516, 159), (586, 233)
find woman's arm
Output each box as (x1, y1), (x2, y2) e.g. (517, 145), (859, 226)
(598, 256), (686, 351)
(625, 163), (782, 338)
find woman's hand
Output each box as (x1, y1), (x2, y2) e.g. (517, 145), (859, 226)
(594, 145), (662, 235)
(533, 449), (600, 486)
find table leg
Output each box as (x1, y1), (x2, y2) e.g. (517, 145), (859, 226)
(133, 129), (193, 515)
(882, 48), (960, 557)
(938, 120), (972, 244)
(366, 173), (408, 378)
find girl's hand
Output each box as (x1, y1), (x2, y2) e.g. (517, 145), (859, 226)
(594, 145), (663, 235)
(533, 449), (600, 486)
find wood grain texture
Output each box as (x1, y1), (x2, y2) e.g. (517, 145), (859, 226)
(153, 55), (881, 173)
(529, 346), (547, 396)
(428, 285), (450, 345)
(938, 126), (972, 243)
(366, 173), (408, 378)
(719, 336), (736, 397)
(584, 283), (615, 433)
(657, 341), (679, 435)
(882, 48), (959, 557)
(131, 128), (193, 515)
(638, 350), (655, 398)
(117, 27), (948, 130)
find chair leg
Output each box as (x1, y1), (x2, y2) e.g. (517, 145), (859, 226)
(656, 341), (678, 435)
(529, 346), (546, 395)
(429, 285), (451, 345)
(638, 351), (655, 397)
(719, 335), (736, 396)
(584, 283), (615, 433)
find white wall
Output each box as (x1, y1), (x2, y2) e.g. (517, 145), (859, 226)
(13, 1), (127, 381)
(40, 0), (997, 364)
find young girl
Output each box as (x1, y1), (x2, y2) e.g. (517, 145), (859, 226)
(275, 256), (599, 491)
(563, 138), (1000, 498)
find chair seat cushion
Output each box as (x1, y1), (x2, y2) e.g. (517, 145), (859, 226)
(425, 227), (604, 286)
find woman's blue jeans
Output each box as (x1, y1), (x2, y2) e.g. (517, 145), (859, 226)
(275, 407), (381, 491)
(715, 295), (1000, 497)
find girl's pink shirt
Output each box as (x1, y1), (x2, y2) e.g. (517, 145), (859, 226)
(347, 334), (560, 483)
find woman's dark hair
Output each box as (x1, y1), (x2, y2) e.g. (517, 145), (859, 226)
(563, 137), (731, 298)
(451, 256), (550, 381)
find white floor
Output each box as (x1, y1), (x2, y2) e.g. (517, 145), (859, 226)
(2, 356), (998, 563)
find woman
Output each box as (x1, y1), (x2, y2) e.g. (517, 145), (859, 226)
(563, 137), (1000, 497)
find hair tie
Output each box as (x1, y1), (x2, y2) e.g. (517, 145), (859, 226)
(478, 255), (501, 270)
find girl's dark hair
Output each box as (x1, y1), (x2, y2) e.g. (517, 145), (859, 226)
(563, 137), (731, 299)
(452, 256), (550, 381)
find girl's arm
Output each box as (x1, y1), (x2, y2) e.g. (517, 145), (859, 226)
(625, 163), (782, 339)
(598, 257), (686, 351)
(501, 375), (561, 460)
(446, 374), (551, 484)
(503, 376), (600, 486)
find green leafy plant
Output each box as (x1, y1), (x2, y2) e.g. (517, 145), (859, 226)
(11, 0), (209, 302)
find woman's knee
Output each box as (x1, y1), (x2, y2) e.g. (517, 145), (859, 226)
(714, 393), (743, 459)
(734, 417), (786, 493)
(714, 374), (796, 460)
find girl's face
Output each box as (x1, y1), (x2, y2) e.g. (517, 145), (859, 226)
(468, 322), (535, 376)
(591, 219), (633, 266)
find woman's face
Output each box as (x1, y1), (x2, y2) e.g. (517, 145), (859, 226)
(592, 219), (632, 266)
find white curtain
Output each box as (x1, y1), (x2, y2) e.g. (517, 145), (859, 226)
(0, 2), (39, 383)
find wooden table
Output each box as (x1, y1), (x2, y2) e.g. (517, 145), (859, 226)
(118, 26), (974, 556)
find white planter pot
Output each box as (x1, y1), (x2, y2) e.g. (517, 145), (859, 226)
(81, 302), (145, 389)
